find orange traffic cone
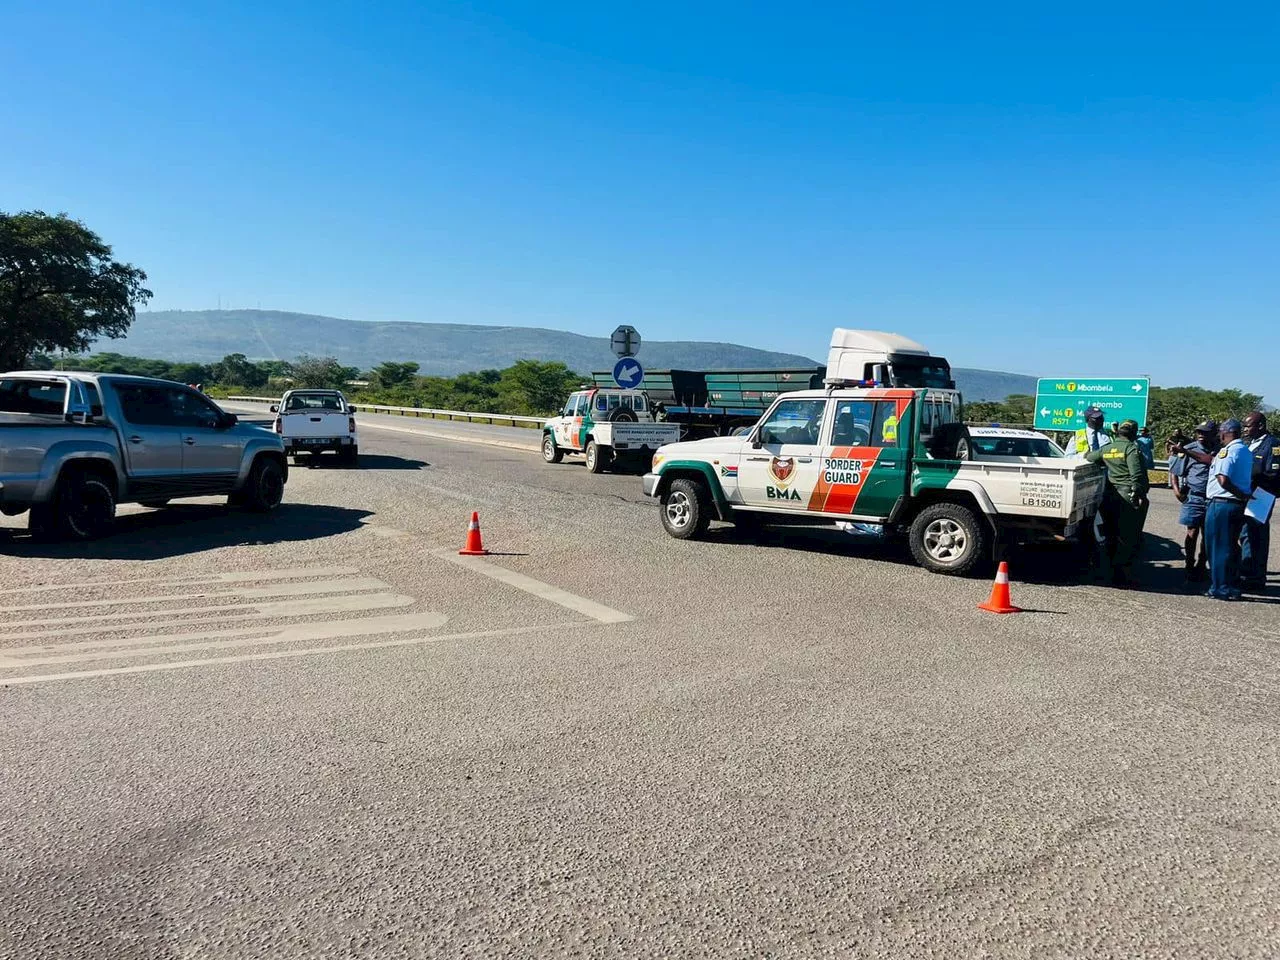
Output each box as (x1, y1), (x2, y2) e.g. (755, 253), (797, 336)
(978, 561), (1021, 614)
(459, 511), (490, 556)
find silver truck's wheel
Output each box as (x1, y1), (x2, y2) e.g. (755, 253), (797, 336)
(237, 457), (285, 513)
(31, 472), (116, 541)
(542, 434), (563, 464)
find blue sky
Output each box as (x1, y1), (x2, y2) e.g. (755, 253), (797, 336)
(4, 1), (1277, 395)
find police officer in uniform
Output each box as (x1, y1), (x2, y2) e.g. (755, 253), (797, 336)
(1240, 411), (1278, 590)
(1085, 419), (1150, 586)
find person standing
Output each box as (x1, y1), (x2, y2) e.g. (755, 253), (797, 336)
(1070, 407), (1113, 456)
(1169, 421), (1218, 581)
(1137, 427), (1156, 469)
(1165, 429), (1189, 489)
(1194, 419), (1253, 600)
(1085, 420), (1150, 587)
(1240, 412), (1278, 590)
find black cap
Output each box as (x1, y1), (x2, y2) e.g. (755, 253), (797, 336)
(1084, 406), (1105, 419)
(1194, 420), (1218, 434)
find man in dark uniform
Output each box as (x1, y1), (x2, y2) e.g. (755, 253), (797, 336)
(1240, 411), (1278, 590)
(1085, 419), (1150, 586)
(1170, 421), (1218, 581)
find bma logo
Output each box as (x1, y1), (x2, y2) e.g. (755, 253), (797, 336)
(769, 457), (795, 485)
(767, 486), (802, 501)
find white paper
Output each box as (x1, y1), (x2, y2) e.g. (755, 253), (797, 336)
(1246, 487), (1276, 524)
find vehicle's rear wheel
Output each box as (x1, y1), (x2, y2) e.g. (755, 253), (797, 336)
(235, 456), (285, 513)
(30, 471), (116, 541)
(585, 440), (609, 474)
(661, 478), (711, 540)
(908, 501), (988, 575)
(542, 434), (564, 464)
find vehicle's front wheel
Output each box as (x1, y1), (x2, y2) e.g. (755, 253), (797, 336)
(30, 471), (116, 541)
(235, 456), (286, 513)
(908, 501), (988, 575)
(585, 440), (609, 474)
(660, 478), (711, 540)
(542, 434), (564, 464)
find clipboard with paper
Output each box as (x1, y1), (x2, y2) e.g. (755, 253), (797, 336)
(1246, 487), (1276, 524)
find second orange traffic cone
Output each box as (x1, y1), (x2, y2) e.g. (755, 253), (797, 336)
(977, 561), (1021, 614)
(459, 511), (490, 556)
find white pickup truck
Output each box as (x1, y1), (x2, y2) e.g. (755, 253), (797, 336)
(271, 390), (359, 465)
(643, 386), (1105, 575)
(542, 387), (681, 473)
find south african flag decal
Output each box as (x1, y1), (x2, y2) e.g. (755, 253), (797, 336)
(720, 465), (738, 477)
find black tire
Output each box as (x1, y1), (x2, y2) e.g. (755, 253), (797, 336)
(236, 456), (285, 513)
(607, 407), (638, 423)
(30, 472), (116, 542)
(138, 499), (171, 509)
(908, 501), (988, 575)
(541, 434), (564, 464)
(660, 478), (711, 540)
(585, 440), (609, 474)
(926, 423), (974, 461)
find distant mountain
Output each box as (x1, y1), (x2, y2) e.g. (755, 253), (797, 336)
(104, 310), (1038, 401)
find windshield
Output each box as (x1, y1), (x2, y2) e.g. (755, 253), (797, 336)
(971, 436), (1064, 458)
(886, 357), (954, 389)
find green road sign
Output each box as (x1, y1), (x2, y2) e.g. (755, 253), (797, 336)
(1033, 377), (1151, 432)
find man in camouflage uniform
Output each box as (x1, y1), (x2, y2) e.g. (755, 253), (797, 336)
(1086, 419), (1150, 587)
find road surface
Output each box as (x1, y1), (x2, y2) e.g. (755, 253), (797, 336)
(1, 411), (1277, 958)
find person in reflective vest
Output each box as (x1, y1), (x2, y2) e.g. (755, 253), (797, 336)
(881, 411), (899, 444)
(1071, 406), (1113, 456)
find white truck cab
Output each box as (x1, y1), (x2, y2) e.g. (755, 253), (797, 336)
(542, 387), (681, 474)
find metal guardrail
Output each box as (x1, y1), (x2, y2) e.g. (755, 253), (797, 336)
(224, 396), (545, 429)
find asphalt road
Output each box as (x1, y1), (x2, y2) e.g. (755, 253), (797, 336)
(2, 411), (1278, 959)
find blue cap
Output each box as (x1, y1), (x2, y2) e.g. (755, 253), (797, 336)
(1221, 418), (1243, 434)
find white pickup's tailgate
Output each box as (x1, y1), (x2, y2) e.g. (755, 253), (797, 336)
(597, 422), (682, 449)
(281, 411), (349, 439)
(956, 460), (1105, 522)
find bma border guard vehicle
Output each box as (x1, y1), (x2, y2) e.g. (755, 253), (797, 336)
(642, 330), (1104, 575)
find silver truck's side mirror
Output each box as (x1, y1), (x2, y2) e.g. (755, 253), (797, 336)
(270, 404), (279, 413)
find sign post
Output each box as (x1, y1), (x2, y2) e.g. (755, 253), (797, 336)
(1033, 378), (1151, 432)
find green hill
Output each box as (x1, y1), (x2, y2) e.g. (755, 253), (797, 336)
(106, 310), (1039, 401)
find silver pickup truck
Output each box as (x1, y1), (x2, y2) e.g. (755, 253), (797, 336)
(0, 371), (288, 540)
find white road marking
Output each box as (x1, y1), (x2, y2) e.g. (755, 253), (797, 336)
(0, 566), (361, 598)
(0, 612), (450, 668)
(0, 593), (417, 644)
(0, 622), (574, 686)
(0, 577), (390, 614)
(437, 549), (634, 624)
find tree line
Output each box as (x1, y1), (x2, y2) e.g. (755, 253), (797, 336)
(965, 388), (1266, 449)
(25, 351), (586, 418)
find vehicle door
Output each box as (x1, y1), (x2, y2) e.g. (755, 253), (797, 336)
(174, 388), (242, 483)
(555, 393), (586, 451)
(113, 383), (185, 487)
(813, 397), (911, 520)
(736, 398), (830, 511)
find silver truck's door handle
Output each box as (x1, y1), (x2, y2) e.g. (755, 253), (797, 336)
(183, 436), (196, 445)
(798, 457), (813, 463)
(747, 456), (770, 461)
(129, 435), (143, 444)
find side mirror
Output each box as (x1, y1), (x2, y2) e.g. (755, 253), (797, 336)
(348, 406), (358, 414)
(220, 413), (238, 428)
(751, 437), (763, 449)
(269, 404), (279, 413)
